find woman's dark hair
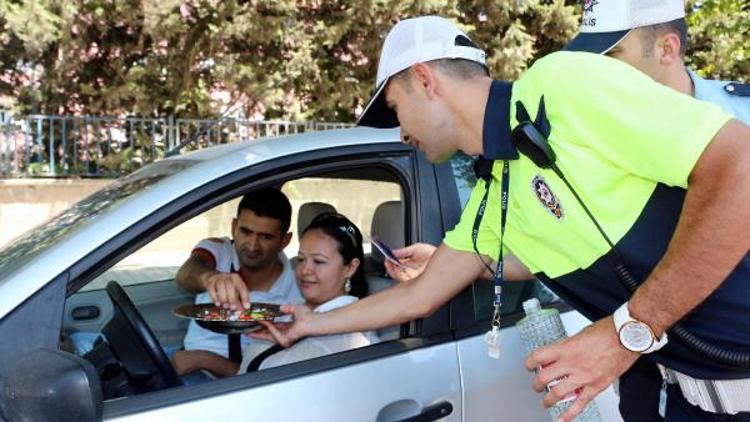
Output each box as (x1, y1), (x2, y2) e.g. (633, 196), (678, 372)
(302, 212), (368, 298)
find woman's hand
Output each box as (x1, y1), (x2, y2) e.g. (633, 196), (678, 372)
(248, 321), (291, 344)
(385, 242), (437, 283)
(248, 303), (315, 348)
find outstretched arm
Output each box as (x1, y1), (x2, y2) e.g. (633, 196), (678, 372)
(256, 244), (485, 347)
(386, 242), (533, 283)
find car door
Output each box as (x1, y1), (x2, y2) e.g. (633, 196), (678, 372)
(449, 282), (624, 422)
(88, 141), (464, 421)
(107, 340), (461, 421)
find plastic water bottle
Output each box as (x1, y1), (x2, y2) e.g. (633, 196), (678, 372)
(517, 298), (602, 422)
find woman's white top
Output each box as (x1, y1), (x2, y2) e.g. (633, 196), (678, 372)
(239, 295), (379, 372)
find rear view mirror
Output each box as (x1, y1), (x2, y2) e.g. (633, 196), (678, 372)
(0, 349), (102, 422)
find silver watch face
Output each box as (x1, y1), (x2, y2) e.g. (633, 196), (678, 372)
(619, 321), (654, 352)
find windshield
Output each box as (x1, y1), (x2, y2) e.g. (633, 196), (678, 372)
(0, 159), (198, 277)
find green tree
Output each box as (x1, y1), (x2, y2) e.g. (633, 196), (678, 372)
(0, 1), (578, 121)
(686, 0), (749, 82)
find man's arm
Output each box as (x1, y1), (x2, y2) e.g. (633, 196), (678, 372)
(176, 252), (250, 309)
(496, 250), (534, 281)
(526, 119), (750, 422)
(629, 118), (750, 333)
(171, 349), (239, 378)
(257, 244), (485, 346)
(175, 253), (217, 293)
(386, 242), (533, 283)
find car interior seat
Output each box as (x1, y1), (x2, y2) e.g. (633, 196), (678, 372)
(367, 200), (405, 341)
(297, 201), (337, 236)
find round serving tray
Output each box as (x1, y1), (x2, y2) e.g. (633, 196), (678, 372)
(173, 302), (282, 335)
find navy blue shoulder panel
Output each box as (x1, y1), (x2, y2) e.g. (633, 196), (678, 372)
(536, 183), (750, 379)
(481, 80), (518, 160)
(725, 82), (750, 97)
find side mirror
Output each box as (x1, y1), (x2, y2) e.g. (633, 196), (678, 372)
(0, 349), (102, 422)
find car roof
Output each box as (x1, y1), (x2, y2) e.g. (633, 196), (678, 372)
(0, 127), (401, 318)
(169, 126), (399, 163)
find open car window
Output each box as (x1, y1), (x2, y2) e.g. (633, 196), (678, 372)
(62, 156), (412, 401)
(86, 199), (240, 291)
(281, 176), (402, 255)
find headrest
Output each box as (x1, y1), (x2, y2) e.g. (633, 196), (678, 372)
(297, 202), (337, 236)
(370, 201), (404, 263)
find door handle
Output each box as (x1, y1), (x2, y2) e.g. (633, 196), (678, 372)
(394, 401), (453, 422)
(71, 305), (100, 320)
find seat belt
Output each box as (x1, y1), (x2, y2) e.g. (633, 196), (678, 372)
(245, 344), (284, 372)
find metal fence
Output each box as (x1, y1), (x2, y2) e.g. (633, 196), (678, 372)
(0, 113), (352, 178)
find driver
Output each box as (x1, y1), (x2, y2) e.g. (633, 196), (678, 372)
(171, 188), (302, 378)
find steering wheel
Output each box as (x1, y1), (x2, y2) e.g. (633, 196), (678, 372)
(104, 281), (182, 390)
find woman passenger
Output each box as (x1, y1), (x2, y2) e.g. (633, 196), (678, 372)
(239, 212), (378, 371)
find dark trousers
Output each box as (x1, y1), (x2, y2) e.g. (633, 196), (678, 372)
(619, 357), (663, 422)
(619, 358), (750, 421)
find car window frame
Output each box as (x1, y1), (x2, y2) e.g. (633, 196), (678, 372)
(0, 271), (68, 367)
(54, 141), (459, 417)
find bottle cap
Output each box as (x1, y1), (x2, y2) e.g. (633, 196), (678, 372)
(522, 298), (542, 315)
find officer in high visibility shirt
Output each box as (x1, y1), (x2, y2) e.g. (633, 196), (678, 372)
(254, 15), (750, 422)
(565, 1), (750, 420)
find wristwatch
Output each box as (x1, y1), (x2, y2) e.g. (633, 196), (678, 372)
(613, 301), (668, 353)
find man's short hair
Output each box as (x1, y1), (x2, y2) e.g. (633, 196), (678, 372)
(392, 58), (488, 89)
(639, 18), (688, 57)
(237, 188), (292, 234)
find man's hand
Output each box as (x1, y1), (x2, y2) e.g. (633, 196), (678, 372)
(248, 304), (315, 348)
(385, 243), (437, 282)
(201, 271), (250, 310)
(525, 317), (638, 422)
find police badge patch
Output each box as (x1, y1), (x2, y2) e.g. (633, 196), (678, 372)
(531, 175), (563, 219)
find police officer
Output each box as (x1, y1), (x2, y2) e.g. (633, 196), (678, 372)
(566, 0), (750, 123)
(253, 15), (750, 422)
(565, 1), (750, 419)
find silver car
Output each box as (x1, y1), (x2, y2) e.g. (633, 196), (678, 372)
(0, 127), (620, 421)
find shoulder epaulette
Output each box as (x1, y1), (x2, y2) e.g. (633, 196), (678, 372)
(724, 82), (750, 97)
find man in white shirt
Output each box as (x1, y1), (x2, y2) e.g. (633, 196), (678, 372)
(172, 188), (302, 377)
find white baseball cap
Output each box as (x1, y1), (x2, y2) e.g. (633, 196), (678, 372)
(357, 16), (487, 128)
(565, 0), (686, 54)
